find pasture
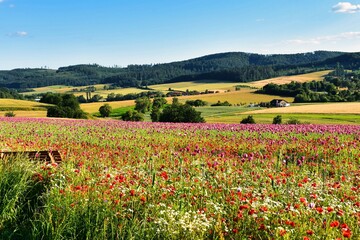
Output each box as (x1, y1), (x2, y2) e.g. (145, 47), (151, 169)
(0, 118), (359, 239)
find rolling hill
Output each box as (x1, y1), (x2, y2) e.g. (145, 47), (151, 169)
(0, 51), (350, 91)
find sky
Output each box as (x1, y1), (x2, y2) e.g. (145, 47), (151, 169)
(1, 0), (360, 70)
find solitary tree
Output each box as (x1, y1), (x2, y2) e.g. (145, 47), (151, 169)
(99, 104), (112, 117)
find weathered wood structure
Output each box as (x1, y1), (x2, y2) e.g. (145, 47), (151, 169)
(0, 150), (62, 164)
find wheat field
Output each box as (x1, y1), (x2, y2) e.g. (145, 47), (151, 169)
(80, 100), (136, 113)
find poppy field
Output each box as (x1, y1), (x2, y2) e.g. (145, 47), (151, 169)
(0, 117), (359, 239)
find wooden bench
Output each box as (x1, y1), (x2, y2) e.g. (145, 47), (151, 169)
(0, 150), (62, 164)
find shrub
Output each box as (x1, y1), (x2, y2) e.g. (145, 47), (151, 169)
(121, 110), (144, 122)
(287, 117), (301, 125)
(273, 115), (282, 124)
(211, 101), (232, 106)
(99, 104), (112, 118)
(185, 99), (207, 107)
(4, 111), (15, 117)
(240, 115), (256, 124)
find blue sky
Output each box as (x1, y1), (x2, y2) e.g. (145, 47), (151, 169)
(1, 0), (360, 69)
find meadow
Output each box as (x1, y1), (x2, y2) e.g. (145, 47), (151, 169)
(0, 118), (359, 239)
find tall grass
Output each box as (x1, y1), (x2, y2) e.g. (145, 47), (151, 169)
(0, 155), (49, 239)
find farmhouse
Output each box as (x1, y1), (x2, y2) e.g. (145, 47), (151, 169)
(270, 99), (290, 107)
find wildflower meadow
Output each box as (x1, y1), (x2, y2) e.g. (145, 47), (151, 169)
(0, 117), (359, 239)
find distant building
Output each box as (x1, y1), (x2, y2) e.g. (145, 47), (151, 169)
(270, 99), (290, 107)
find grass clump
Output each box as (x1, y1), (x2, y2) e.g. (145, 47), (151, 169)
(0, 155), (51, 239)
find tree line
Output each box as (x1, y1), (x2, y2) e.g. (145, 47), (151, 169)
(257, 67), (360, 103)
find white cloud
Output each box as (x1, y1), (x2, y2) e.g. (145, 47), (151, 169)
(8, 31), (29, 37)
(0, 0), (4, 3)
(287, 32), (360, 45)
(332, 2), (360, 13)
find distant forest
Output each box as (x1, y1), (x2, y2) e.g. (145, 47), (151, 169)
(0, 51), (360, 101)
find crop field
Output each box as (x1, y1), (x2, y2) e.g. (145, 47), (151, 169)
(80, 100), (136, 113)
(150, 80), (237, 92)
(0, 118), (359, 239)
(243, 70), (331, 89)
(27, 84), (147, 98)
(0, 110), (47, 118)
(0, 99), (51, 111)
(177, 88), (294, 105)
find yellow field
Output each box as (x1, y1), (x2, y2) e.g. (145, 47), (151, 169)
(242, 102), (360, 114)
(73, 88), (147, 98)
(243, 70), (331, 88)
(0, 99), (51, 110)
(175, 88), (294, 105)
(80, 100), (136, 113)
(0, 111), (47, 118)
(150, 80), (237, 92)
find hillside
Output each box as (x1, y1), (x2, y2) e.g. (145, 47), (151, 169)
(0, 99), (51, 111)
(0, 51), (347, 91)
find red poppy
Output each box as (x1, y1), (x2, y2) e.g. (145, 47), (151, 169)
(330, 221), (340, 228)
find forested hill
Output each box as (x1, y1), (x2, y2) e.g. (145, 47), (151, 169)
(0, 51), (356, 90)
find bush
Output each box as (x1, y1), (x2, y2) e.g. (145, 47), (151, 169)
(287, 117), (301, 125)
(185, 99), (207, 107)
(121, 110), (144, 121)
(99, 104), (112, 117)
(240, 115), (256, 124)
(4, 111), (15, 117)
(211, 100), (232, 106)
(273, 115), (282, 124)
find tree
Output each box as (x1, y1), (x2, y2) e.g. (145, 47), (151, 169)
(135, 97), (151, 113)
(99, 104), (112, 117)
(185, 99), (207, 107)
(90, 94), (103, 102)
(272, 115), (282, 124)
(158, 98), (205, 123)
(42, 93), (87, 119)
(240, 115), (256, 124)
(121, 110), (144, 122)
(152, 97), (167, 109)
(150, 107), (161, 122)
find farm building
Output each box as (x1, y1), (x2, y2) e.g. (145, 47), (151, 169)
(270, 99), (290, 107)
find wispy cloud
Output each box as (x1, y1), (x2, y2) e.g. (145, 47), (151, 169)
(8, 31), (29, 37)
(332, 2), (360, 13)
(287, 32), (360, 45)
